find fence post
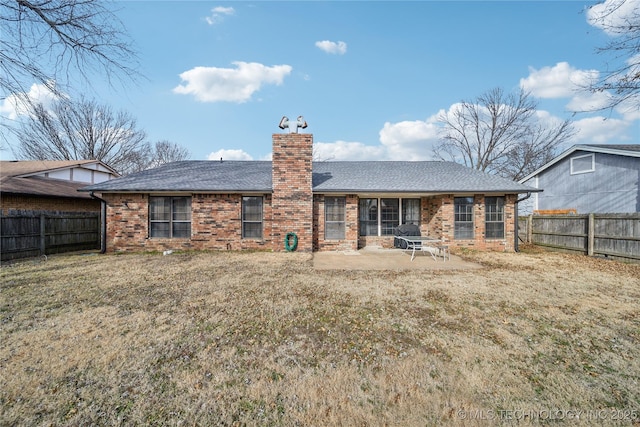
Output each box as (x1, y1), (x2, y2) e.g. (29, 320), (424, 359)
(588, 213), (595, 256)
(40, 213), (46, 256)
(527, 214), (533, 243)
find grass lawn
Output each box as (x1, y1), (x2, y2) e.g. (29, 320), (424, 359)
(1, 248), (639, 426)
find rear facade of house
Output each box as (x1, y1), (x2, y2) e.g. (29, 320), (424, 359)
(82, 132), (538, 253)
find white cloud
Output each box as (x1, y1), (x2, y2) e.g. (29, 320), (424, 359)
(533, 109), (572, 129)
(173, 62), (292, 103)
(520, 62), (598, 99)
(587, 0), (639, 35)
(379, 117), (440, 160)
(0, 82), (61, 120)
(313, 141), (385, 161)
(572, 116), (632, 143)
(207, 149), (253, 161)
(313, 116), (442, 162)
(205, 6), (234, 25)
(315, 40), (347, 55)
(615, 94), (640, 121)
(565, 91), (613, 112)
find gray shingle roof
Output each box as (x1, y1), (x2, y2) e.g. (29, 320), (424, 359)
(81, 160), (538, 194)
(313, 161), (537, 193)
(584, 144), (640, 152)
(81, 161), (272, 193)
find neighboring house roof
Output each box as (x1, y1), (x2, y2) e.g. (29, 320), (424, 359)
(1, 160), (119, 199)
(80, 160), (539, 194)
(1, 160), (118, 177)
(519, 144), (640, 183)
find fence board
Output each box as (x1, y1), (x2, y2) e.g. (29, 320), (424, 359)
(519, 213), (640, 262)
(1, 211), (100, 262)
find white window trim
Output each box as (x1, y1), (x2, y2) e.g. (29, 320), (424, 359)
(325, 196), (346, 240)
(454, 196), (475, 240)
(570, 153), (595, 175)
(149, 196), (192, 239)
(359, 197), (420, 237)
(242, 196), (264, 239)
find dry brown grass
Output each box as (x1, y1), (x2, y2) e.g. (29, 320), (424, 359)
(1, 248), (639, 426)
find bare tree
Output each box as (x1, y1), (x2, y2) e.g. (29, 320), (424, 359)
(435, 88), (575, 181)
(587, 0), (640, 109)
(146, 140), (191, 169)
(14, 97), (149, 174)
(0, 0), (139, 100)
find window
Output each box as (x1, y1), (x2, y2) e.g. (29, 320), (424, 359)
(454, 197), (474, 239)
(242, 196), (263, 239)
(359, 198), (378, 236)
(380, 198), (399, 235)
(325, 197), (346, 240)
(402, 199), (420, 226)
(570, 153), (595, 175)
(359, 197), (420, 236)
(149, 196), (191, 238)
(485, 196), (505, 239)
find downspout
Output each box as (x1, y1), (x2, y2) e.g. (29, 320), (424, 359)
(514, 192), (532, 252)
(90, 191), (108, 254)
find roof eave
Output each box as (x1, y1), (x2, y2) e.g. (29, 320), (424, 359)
(13, 160), (120, 179)
(313, 188), (542, 194)
(519, 144), (640, 183)
(79, 188), (273, 193)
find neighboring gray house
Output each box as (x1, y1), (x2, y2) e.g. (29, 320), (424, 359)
(519, 144), (640, 214)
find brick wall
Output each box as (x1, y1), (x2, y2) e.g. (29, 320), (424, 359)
(103, 190), (517, 254)
(313, 194), (358, 251)
(271, 133), (313, 252)
(311, 194), (517, 252)
(191, 193), (273, 251)
(102, 193), (273, 253)
(425, 194), (516, 251)
(1, 194), (100, 214)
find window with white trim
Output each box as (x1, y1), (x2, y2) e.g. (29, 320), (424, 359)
(485, 196), (505, 239)
(325, 197), (346, 240)
(454, 197), (474, 239)
(149, 196), (191, 238)
(402, 198), (420, 226)
(359, 198), (378, 236)
(380, 198), (399, 235)
(359, 197), (420, 236)
(570, 153), (595, 175)
(242, 196), (263, 239)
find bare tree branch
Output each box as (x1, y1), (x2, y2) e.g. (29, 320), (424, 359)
(13, 97), (191, 174)
(587, 0), (640, 110)
(14, 97), (147, 174)
(0, 0), (140, 102)
(435, 87), (575, 181)
(146, 140), (191, 170)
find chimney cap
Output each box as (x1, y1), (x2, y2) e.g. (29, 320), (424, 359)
(278, 115), (308, 133)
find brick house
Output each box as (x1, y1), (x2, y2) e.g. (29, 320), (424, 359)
(1, 160), (119, 214)
(80, 132), (539, 253)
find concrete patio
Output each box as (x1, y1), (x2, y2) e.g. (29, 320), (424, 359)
(313, 246), (483, 271)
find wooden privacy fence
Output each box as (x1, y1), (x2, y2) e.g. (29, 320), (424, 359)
(1, 211), (100, 262)
(518, 213), (640, 262)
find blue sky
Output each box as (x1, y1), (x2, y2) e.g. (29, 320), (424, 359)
(2, 0), (638, 162)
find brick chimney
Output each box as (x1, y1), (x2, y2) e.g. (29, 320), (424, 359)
(271, 133), (313, 252)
